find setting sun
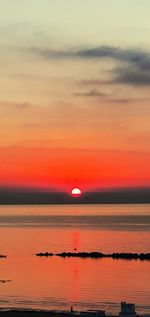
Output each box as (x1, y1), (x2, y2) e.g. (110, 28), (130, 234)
(71, 188), (82, 196)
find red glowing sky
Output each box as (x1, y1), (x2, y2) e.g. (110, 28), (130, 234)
(0, 146), (150, 191)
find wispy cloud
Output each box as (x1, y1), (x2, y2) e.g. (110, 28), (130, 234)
(26, 45), (150, 86)
(0, 101), (33, 109)
(74, 89), (135, 104)
(74, 89), (106, 98)
(80, 79), (106, 86)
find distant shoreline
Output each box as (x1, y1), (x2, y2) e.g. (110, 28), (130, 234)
(0, 187), (150, 205)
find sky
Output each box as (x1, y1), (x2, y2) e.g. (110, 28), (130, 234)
(0, 0), (150, 191)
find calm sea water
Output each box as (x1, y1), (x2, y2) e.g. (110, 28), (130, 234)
(0, 204), (150, 314)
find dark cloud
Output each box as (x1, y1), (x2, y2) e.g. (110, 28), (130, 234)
(28, 45), (150, 69)
(27, 45), (150, 86)
(113, 66), (150, 86)
(28, 45), (149, 64)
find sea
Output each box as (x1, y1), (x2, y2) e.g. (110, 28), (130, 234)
(0, 204), (150, 315)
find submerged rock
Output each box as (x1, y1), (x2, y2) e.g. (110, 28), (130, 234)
(36, 251), (150, 260)
(0, 280), (11, 283)
(36, 252), (53, 257)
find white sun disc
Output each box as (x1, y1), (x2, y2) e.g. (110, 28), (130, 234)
(72, 188), (82, 196)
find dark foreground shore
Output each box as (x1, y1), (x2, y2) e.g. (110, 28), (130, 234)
(0, 310), (72, 317)
(0, 310), (147, 317)
(0, 302), (148, 317)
